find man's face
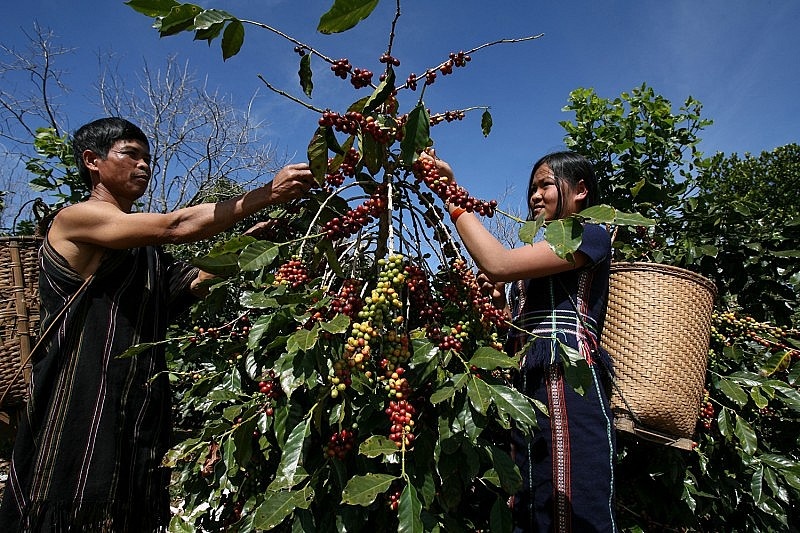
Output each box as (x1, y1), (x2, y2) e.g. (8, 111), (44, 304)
(91, 139), (152, 202)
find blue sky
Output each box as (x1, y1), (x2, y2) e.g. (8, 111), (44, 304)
(4, 0), (799, 210)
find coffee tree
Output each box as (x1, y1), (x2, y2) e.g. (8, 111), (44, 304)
(126, 1), (649, 531)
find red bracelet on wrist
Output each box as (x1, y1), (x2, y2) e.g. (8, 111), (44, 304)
(450, 207), (466, 223)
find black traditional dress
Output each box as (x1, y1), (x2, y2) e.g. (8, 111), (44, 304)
(0, 238), (197, 532)
(508, 224), (617, 532)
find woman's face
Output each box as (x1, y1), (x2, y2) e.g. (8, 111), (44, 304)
(528, 163), (586, 220)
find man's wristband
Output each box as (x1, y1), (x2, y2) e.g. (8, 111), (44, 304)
(450, 207), (466, 223)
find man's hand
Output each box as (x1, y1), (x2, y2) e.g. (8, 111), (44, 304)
(265, 163), (316, 204)
(477, 271), (507, 309)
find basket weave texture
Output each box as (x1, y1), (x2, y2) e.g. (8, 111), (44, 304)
(0, 236), (42, 407)
(602, 262), (717, 442)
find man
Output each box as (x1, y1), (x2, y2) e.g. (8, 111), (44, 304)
(0, 117), (315, 531)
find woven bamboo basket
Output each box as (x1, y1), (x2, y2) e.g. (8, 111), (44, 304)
(602, 262), (717, 450)
(0, 236), (42, 408)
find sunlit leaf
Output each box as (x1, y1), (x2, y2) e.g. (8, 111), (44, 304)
(544, 218), (583, 260)
(252, 487), (314, 529)
(239, 240), (279, 271)
(488, 384), (538, 431)
(363, 66), (396, 114)
(467, 346), (517, 370)
(518, 218), (544, 244)
(125, 0), (179, 18)
(467, 377), (492, 414)
(718, 378), (749, 407)
(158, 3), (202, 36)
(317, 0), (380, 34)
(399, 103), (430, 166)
(358, 435), (398, 458)
(307, 126), (329, 183)
(342, 473), (397, 506)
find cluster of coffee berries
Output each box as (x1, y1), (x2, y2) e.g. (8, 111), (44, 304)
(331, 58), (351, 79)
(404, 264), (443, 326)
(711, 311), (798, 356)
(322, 185), (388, 239)
(329, 278), (364, 319)
(350, 67), (373, 89)
(387, 487), (403, 511)
(258, 370), (282, 416)
(386, 399), (416, 449)
(329, 358), (352, 399)
(437, 322), (470, 352)
(318, 110), (403, 146)
(258, 370), (281, 400)
(430, 110), (466, 126)
(379, 53), (401, 67)
(274, 257), (310, 289)
(411, 156), (497, 217)
(189, 315), (252, 344)
(698, 389), (715, 431)
(293, 45), (307, 57)
(379, 329), (412, 373)
(452, 258), (507, 329)
(360, 254), (406, 328)
(344, 321), (376, 371)
(325, 428), (356, 460)
(383, 365), (411, 400)
(325, 148), (361, 188)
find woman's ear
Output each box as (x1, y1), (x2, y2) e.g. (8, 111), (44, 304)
(573, 179), (589, 202)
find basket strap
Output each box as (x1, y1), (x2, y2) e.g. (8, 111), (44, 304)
(0, 273), (94, 406)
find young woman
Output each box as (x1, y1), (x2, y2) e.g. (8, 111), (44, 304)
(421, 149), (617, 532)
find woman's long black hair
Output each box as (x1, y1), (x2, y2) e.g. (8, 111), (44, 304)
(526, 151), (599, 220)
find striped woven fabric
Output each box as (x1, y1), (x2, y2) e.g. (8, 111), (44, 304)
(0, 238), (198, 532)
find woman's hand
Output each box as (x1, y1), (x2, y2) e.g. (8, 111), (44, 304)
(419, 148), (457, 185)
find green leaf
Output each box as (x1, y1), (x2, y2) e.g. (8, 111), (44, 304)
(252, 487), (314, 530)
(544, 218), (583, 260)
(317, 0), (380, 34)
(488, 384), (538, 432)
(718, 378), (749, 408)
(314, 238), (345, 278)
(307, 126), (329, 183)
(467, 377), (492, 414)
(192, 8), (233, 30)
(125, 0), (179, 18)
(481, 110), (493, 137)
(518, 218), (544, 244)
(577, 204), (617, 223)
(399, 103), (430, 166)
(717, 408), (732, 438)
(467, 346), (517, 370)
(239, 240), (280, 271)
(363, 66), (396, 115)
(559, 343), (592, 396)
(398, 483), (423, 533)
(611, 210), (656, 226)
(490, 495), (513, 533)
(287, 327), (319, 353)
(734, 414), (757, 455)
(221, 18), (244, 60)
(320, 313), (351, 334)
(751, 465), (764, 504)
(487, 444), (522, 494)
(116, 341), (159, 359)
(273, 418), (311, 489)
(430, 385), (456, 405)
(342, 473), (397, 506)
(158, 3), (202, 36)
(299, 54), (313, 97)
(358, 435), (399, 458)
(191, 253), (240, 277)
